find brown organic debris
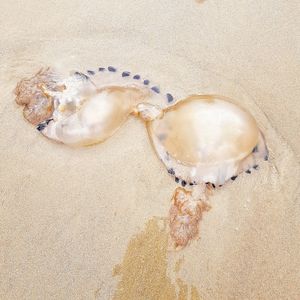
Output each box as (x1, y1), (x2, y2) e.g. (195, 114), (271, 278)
(169, 187), (210, 249)
(15, 68), (59, 125)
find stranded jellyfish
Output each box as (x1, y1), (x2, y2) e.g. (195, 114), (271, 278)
(15, 67), (268, 249)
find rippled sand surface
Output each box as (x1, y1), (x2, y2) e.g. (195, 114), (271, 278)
(1, 1), (299, 299)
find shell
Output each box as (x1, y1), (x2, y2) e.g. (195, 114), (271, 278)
(146, 95), (268, 186)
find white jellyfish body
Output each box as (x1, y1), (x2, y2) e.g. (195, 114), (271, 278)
(15, 67), (165, 146)
(144, 95), (268, 187)
(43, 85), (150, 146)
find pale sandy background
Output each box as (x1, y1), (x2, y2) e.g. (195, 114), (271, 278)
(0, 1), (299, 299)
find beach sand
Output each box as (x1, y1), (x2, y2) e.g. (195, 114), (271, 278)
(0, 1), (299, 299)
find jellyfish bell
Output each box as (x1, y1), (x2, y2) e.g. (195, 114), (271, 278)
(42, 85), (149, 146)
(15, 67), (164, 146)
(141, 95), (268, 186)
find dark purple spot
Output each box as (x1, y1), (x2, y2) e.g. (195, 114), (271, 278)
(74, 72), (89, 80)
(99, 67), (105, 72)
(253, 164), (259, 170)
(166, 93), (174, 103)
(231, 176), (237, 181)
(246, 170), (251, 174)
(212, 184), (216, 188)
(175, 177), (179, 183)
(143, 80), (150, 85)
(168, 168), (175, 175)
(133, 75), (140, 80)
(87, 70), (95, 75)
(181, 180), (187, 187)
(122, 71), (130, 77)
(252, 145), (258, 153)
(108, 66), (117, 72)
(151, 86), (160, 93)
(36, 123), (46, 131)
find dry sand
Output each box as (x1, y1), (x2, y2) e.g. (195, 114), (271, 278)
(0, 0), (299, 299)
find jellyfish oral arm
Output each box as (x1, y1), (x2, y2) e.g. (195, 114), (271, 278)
(169, 184), (211, 249)
(133, 102), (163, 121)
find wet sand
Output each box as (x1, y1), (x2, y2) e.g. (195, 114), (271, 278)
(1, 1), (299, 299)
